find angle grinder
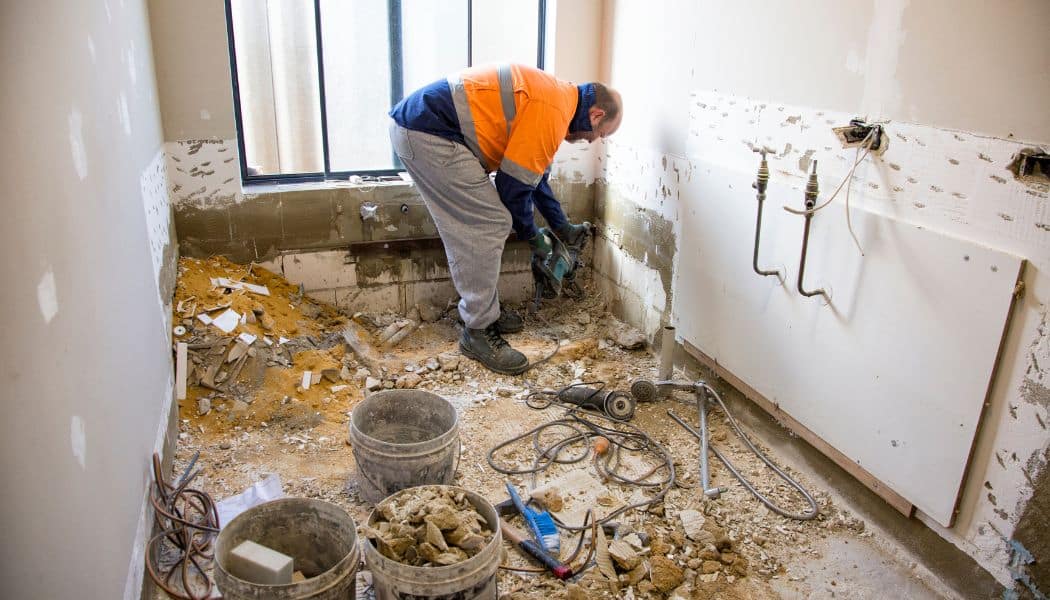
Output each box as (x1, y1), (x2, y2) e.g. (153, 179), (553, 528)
(557, 385), (636, 421)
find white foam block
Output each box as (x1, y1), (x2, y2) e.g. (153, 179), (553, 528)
(175, 343), (188, 400)
(228, 540), (293, 585)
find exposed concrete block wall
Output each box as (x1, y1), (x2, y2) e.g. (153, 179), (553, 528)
(259, 245), (536, 316)
(594, 0), (1049, 592)
(0, 2), (178, 598)
(176, 172), (593, 312)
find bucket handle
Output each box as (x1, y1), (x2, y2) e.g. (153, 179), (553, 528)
(351, 437), (463, 499)
(352, 451), (392, 500)
(452, 436), (462, 481)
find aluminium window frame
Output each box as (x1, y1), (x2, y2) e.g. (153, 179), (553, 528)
(224, 0), (547, 185)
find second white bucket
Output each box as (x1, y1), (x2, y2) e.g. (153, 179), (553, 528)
(348, 389), (460, 504)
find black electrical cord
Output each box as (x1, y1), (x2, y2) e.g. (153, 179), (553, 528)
(694, 383), (819, 520)
(487, 383), (676, 532)
(521, 337), (562, 373)
(667, 382), (819, 520)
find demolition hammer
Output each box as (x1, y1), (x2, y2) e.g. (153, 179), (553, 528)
(530, 223), (591, 312)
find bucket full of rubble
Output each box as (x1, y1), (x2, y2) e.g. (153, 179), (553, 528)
(362, 485), (501, 599)
(214, 498), (360, 599)
(349, 390), (460, 504)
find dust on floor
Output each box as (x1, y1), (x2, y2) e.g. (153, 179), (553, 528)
(166, 257), (949, 600)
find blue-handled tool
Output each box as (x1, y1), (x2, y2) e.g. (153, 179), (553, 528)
(505, 482), (560, 556)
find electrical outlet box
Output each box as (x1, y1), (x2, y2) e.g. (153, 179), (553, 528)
(833, 119), (888, 154)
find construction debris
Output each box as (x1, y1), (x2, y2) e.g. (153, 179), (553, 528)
(608, 539), (642, 570)
(363, 486), (494, 567)
(649, 555), (685, 594)
(528, 486), (564, 512)
(606, 317), (647, 350)
(415, 302), (442, 323)
(679, 509), (707, 543)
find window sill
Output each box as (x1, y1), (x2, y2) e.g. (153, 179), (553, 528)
(241, 174), (412, 196)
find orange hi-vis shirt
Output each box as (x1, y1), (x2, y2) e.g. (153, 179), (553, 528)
(447, 64), (579, 187)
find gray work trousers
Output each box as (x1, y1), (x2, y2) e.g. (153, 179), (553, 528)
(388, 120), (511, 329)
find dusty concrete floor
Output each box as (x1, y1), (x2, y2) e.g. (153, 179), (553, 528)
(154, 258), (990, 599)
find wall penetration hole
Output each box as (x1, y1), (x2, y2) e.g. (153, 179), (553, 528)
(1007, 148), (1050, 185)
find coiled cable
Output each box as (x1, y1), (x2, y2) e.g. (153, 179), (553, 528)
(680, 383), (819, 520)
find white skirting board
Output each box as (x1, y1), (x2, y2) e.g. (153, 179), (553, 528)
(675, 168), (1024, 527)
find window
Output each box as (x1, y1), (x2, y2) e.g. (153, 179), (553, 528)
(225, 0), (547, 183)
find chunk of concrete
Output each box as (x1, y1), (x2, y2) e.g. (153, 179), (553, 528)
(228, 540), (293, 585)
(606, 318), (647, 350)
(679, 509), (706, 542)
(437, 353), (460, 372)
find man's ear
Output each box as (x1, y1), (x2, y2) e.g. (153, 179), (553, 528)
(589, 106), (606, 127)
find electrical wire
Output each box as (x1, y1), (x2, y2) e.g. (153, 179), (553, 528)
(145, 452), (220, 600)
(680, 383), (819, 520)
(779, 128), (879, 258)
(487, 383), (676, 533)
(489, 379), (818, 586)
(844, 140), (867, 255)
(522, 338), (562, 373)
(782, 127), (877, 217)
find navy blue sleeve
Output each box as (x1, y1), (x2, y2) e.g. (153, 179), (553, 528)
(532, 172), (569, 231)
(389, 79), (465, 146)
(495, 170), (538, 240)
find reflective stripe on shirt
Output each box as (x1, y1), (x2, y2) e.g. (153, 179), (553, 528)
(496, 64), (516, 137)
(446, 74), (485, 167)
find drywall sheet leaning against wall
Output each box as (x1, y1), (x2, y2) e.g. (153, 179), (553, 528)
(675, 168), (1023, 527)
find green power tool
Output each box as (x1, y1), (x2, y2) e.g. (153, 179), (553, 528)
(530, 223), (590, 312)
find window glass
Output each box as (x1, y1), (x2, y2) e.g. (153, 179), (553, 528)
(321, 0), (395, 172)
(402, 1), (468, 93)
(230, 0), (324, 176)
(471, 0), (539, 66)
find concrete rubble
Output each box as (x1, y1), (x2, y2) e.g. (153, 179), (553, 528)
(363, 486), (494, 567)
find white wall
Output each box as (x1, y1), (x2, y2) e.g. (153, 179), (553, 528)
(596, 0), (1049, 586)
(0, 1), (176, 598)
(547, 0), (603, 84)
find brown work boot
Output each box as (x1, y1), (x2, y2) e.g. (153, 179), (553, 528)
(459, 323), (529, 375)
(496, 307), (524, 333)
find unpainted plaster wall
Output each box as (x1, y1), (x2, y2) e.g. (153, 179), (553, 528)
(547, 0), (603, 84)
(595, 0), (1049, 590)
(0, 1), (176, 598)
(148, 0), (236, 140)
